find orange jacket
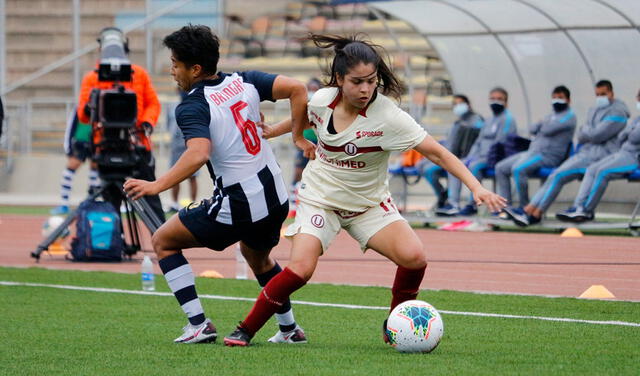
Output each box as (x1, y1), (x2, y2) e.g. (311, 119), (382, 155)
(77, 63), (161, 151)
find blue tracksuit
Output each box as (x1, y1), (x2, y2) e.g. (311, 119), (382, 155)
(495, 108), (576, 206)
(448, 109), (517, 206)
(418, 111), (484, 202)
(572, 116), (640, 212)
(529, 99), (629, 212)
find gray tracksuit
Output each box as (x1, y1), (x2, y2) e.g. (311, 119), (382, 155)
(530, 98), (630, 212)
(448, 109), (517, 207)
(572, 116), (640, 212)
(419, 111), (484, 202)
(496, 108), (576, 206)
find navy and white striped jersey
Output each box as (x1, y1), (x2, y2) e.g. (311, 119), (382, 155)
(176, 71), (288, 224)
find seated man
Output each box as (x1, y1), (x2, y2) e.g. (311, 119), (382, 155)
(495, 86), (576, 209)
(418, 94), (484, 209)
(437, 87), (517, 216)
(556, 89), (640, 222)
(505, 80), (629, 226)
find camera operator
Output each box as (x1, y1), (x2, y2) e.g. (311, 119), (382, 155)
(77, 27), (164, 223)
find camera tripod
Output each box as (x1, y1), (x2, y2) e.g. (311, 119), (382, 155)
(31, 178), (164, 262)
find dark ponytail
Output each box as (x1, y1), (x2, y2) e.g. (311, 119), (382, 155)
(309, 33), (404, 100)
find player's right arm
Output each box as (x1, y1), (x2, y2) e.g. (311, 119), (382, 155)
(271, 75), (313, 159)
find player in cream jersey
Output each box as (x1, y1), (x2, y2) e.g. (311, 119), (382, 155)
(300, 86), (427, 212)
(225, 34), (506, 347)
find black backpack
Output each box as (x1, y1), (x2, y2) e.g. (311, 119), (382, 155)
(69, 199), (124, 262)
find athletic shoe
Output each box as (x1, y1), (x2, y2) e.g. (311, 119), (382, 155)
(174, 318), (217, 344)
(439, 220), (472, 231)
(503, 206), (530, 227)
(50, 205), (69, 215)
(572, 207), (594, 222)
(556, 207), (577, 222)
(458, 204), (477, 216)
(268, 325), (308, 344)
(435, 203), (459, 217)
(224, 326), (252, 347)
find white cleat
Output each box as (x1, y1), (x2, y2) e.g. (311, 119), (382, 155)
(174, 318), (217, 344)
(268, 325), (308, 344)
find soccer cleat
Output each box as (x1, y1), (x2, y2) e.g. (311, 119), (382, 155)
(435, 203), (459, 217)
(50, 205), (69, 215)
(224, 326), (252, 347)
(173, 318), (217, 344)
(268, 325), (308, 344)
(572, 207), (594, 222)
(382, 319), (391, 344)
(458, 204), (477, 216)
(503, 206), (530, 227)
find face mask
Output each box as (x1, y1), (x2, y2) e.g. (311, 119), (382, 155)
(452, 103), (469, 117)
(552, 98), (568, 113)
(636, 102), (640, 111)
(596, 96), (609, 108)
(489, 101), (505, 115)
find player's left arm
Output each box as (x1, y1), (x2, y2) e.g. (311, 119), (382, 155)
(124, 137), (210, 200)
(414, 135), (506, 212)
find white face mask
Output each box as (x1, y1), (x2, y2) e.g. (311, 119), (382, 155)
(596, 96), (610, 108)
(636, 101), (640, 111)
(452, 103), (469, 117)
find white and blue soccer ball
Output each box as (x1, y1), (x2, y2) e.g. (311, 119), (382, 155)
(386, 300), (444, 353)
(41, 216), (69, 239)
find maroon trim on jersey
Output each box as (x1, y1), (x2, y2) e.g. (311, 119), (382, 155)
(318, 139), (383, 155)
(326, 91), (372, 117)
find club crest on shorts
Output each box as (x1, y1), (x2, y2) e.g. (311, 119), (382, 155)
(310, 214), (325, 228)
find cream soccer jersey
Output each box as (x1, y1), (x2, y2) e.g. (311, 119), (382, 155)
(298, 87), (428, 212)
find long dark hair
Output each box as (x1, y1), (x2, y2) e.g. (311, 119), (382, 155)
(309, 33), (403, 100)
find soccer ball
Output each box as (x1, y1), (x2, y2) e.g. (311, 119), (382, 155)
(41, 216), (69, 239)
(386, 300), (444, 353)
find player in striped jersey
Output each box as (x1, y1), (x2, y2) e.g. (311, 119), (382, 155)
(223, 34), (506, 346)
(123, 25), (307, 344)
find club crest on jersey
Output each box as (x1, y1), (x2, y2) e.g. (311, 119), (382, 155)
(355, 130), (383, 139)
(310, 214), (325, 228)
(344, 143), (358, 156)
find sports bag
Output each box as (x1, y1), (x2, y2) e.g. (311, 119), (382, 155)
(70, 199), (124, 262)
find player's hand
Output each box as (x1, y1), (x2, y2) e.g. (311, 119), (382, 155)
(294, 137), (316, 160)
(256, 113), (275, 139)
(123, 178), (159, 200)
(472, 186), (507, 213)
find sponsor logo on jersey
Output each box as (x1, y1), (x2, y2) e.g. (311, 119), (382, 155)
(355, 130), (383, 139)
(310, 111), (324, 125)
(209, 78), (245, 105)
(318, 150), (366, 169)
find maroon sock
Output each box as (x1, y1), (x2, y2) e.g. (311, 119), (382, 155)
(240, 267), (306, 336)
(390, 265), (426, 312)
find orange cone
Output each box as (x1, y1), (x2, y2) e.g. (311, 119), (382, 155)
(47, 239), (68, 255)
(561, 227), (583, 237)
(579, 285), (615, 299)
(199, 270), (224, 279)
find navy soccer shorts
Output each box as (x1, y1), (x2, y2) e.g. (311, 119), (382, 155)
(178, 198), (288, 252)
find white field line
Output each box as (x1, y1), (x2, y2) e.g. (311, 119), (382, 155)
(2, 281), (639, 328)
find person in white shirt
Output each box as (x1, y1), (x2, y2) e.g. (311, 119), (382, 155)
(224, 33), (506, 347)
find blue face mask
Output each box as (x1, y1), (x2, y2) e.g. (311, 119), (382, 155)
(452, 103), (469, 117)
(596, 96), (610, 108)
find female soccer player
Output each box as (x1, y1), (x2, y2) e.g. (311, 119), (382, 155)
(223, 34), (506, 346)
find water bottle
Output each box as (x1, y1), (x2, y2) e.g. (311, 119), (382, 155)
(235, 243), (248, 280)
(141, 255), (155, 291)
